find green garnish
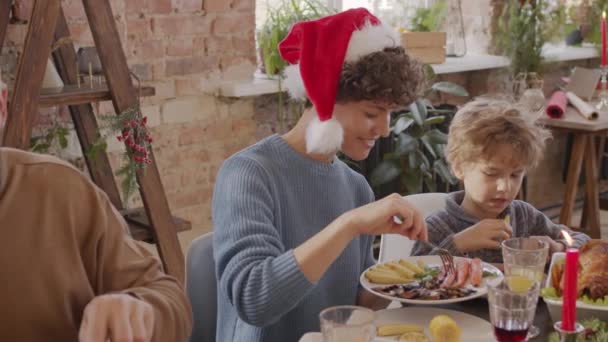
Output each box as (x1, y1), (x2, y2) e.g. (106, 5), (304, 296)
(541, 287), (608, 306)
(482, 270), (499, 278)
(415, 265), (440, 280)
(548, 318), (608, 341)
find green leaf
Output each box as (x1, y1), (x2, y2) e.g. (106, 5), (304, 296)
(402, 170), (422, 194)
(434, 159), (457, 184)
(415, 99), (427, 121)
(395, 133), (418, 155)
(370, 161), (401, 186)
(393, 115), (415, 134)
(431, 81), (469, 97)
(425, 129), (448, 145)
(408, 151), (419, 170)
(417, 150), (430, 170)
(408, 102), (423, 126)
(420, 136), (437, 159)
(423, 173), (436, 192)
(58, 135), (68, 149)
(423, 116), (445, 126)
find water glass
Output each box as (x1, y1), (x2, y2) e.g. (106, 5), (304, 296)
(502, 238), (549, 284)
(502, 237), (548, 339)
(319, 305), (375, 342)
(488, 279), (540, 342)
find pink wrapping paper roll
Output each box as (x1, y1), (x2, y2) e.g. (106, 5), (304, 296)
(546, 90), (567, 118)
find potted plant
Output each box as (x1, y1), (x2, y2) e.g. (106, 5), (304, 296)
(367, 80), (469, 196)
(257, 0), (334, 77)
(400, 1), (448, 64)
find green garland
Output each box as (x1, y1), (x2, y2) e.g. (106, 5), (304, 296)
(88, 105), (153, 204)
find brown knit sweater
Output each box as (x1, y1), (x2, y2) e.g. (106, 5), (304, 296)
(0, 148), (192, 341)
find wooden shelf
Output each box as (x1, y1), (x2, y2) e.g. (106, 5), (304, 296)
(121, 207), (191, 243)
(36, 84), (155, 107)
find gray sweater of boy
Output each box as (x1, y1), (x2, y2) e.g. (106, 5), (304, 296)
(412, 191), (591, 263)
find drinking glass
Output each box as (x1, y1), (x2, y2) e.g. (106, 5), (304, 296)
(501, 237), (548, 340)
(488, 279), (540, 342)
(319, 305), (375, 342)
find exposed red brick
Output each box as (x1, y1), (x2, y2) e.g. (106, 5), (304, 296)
(192, 37), (207, 56)
(165, 56), (219, 76)
(125, 0), (147, 15)
(203, 0), (232, 12)
(232, 35), (255, 56)
(62, 0), (86, 19)
(232, 0), (254, 11)
(152, 15), (212, 36)
(129, 40), (165, 59)
(212, 13), (253, 35)
(167, 38), (194, 57)
(148, 0), (173, 14)
(175, 0), (203, 12)
(175, 77), (204, 96)
(204, 36), (232, 55)
(127, 19), (152, 41)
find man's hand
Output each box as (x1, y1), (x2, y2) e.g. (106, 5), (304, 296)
(453, 219), (513, 253)
(79, 294), (154, 342)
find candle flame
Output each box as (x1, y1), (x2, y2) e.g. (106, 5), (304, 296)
(604, 11), (606, 19)
(561, 230), (574, 246)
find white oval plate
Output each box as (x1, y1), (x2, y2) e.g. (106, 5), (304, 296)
(374, 306), (494, 341)
(360, 255), (503, 305)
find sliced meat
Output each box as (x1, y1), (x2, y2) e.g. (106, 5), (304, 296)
(470, 258), (483, 287)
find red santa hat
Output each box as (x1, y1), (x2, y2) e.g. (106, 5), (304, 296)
(278, 8), (400, 154)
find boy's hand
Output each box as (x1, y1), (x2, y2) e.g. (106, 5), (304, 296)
(529, 235), (565, 261)
(453, 219), (512, 253)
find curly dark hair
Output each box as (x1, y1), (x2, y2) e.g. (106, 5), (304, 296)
(336, 46), (425, 107)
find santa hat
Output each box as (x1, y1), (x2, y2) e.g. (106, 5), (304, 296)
(278, 8), (400, 154)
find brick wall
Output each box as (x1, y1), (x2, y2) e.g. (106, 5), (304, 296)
(2, 0), (259, 247)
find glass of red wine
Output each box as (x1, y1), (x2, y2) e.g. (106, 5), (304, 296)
(487, 279), (540, 342)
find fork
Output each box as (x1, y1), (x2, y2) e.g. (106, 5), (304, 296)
(437, 248), (456, 276)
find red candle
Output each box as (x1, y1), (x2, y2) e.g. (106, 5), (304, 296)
(602, 11), (607, 66)
(561, 230), (579, 331)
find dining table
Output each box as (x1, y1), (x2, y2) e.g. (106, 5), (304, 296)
(299, 298), (554, 341)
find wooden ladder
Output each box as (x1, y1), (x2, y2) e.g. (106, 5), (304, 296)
(0, 0), (190, 282)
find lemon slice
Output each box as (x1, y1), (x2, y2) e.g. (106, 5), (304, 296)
(506, 275), (534, 293)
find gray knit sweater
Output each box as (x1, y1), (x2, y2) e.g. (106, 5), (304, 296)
(412, 191), (590, 262)
(212, 134), (376, 342)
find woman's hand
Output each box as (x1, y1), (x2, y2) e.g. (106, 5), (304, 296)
(453, 219), (513, 253)
(342, 193), (427, 241)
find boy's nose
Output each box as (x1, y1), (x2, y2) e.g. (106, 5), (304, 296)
(496, 178), (510, 192)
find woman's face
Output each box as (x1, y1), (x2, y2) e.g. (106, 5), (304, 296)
(332, 101), (394, 161)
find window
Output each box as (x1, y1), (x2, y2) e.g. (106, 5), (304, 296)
(255, 0), (423, 31)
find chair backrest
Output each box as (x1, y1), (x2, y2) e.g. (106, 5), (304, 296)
(378, 192), (448, 262)
(186, 232), (216, 342)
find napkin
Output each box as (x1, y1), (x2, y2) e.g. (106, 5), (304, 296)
(546, 91), (567, 118)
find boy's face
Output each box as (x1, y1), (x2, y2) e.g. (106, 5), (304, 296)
(333, 100), (394, 161)
(454, 144), (526, 219)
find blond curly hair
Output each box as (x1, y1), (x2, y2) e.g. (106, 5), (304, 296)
(446, 98), (551, 172)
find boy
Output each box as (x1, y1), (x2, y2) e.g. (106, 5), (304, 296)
(412, 98), (590, 263)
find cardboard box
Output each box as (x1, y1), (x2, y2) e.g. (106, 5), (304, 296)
(401, 32), (447, 64)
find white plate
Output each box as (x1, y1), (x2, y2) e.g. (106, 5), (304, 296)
(374, 306), (494, 341)
(360, 255), (503, 305)
(543, 252), (608, 322)
(298, 307), (494, 342)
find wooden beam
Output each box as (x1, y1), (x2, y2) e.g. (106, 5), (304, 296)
(38, 84), (155, 107)
(2, 0), (61, 148)
(82, 0), (185, 282)
(51, 8), (123, 210)
(0, 0), (11, 49)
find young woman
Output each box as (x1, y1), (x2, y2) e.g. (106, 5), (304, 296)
(212, 8), (427, 341)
